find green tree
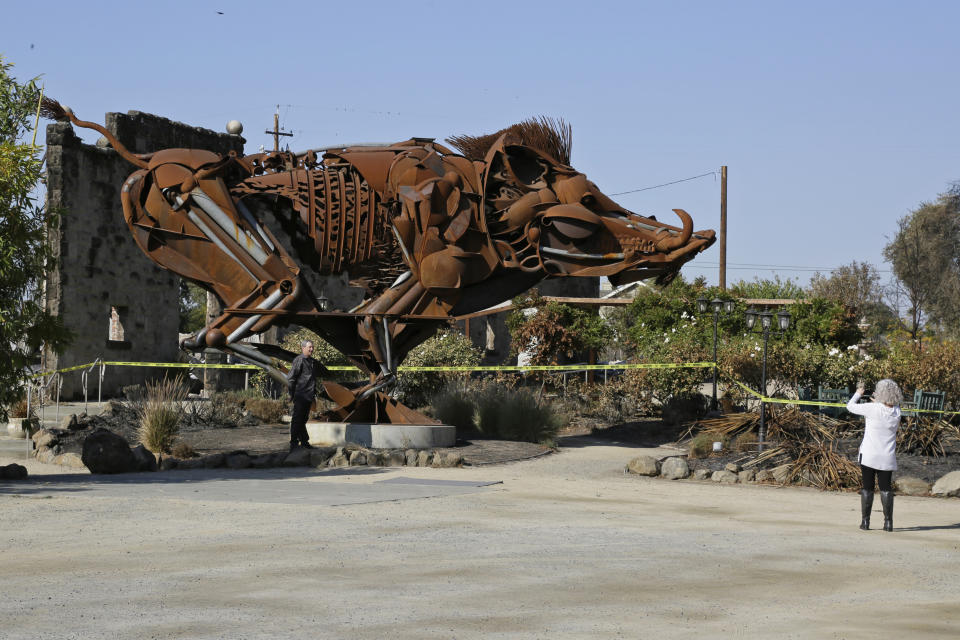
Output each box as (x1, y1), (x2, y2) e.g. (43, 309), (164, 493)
(178, 280), (207, 333)
(808, 261), (894, 340)
(883, 193), (960, 341)
(729, 275), (807, 300)
(0, 57), (71, 418)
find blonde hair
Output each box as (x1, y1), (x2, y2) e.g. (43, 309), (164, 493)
(872, 378), (903, 406)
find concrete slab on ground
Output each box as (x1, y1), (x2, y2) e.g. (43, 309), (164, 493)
(0, 466), (500, 507)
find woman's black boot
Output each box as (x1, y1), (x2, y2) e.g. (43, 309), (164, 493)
(880, 491), (894, 531)
(860, 490), (874, 530)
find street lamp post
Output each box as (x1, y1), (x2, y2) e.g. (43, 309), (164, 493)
(697, 297), (735, 411)
(745, 307), (791, 451)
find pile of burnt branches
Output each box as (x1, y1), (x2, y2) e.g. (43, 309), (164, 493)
(689, 405), (861, 491)
(897, 416), (959, 459)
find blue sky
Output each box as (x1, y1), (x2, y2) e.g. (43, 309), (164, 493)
(5, 0), (960, 289)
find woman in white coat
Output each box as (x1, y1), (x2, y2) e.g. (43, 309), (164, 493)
(846, 379), (902, 531)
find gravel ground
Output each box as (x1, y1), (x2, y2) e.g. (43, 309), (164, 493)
(2, 437), (960, 639)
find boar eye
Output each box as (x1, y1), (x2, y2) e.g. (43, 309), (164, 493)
(580, 194), (596, 207)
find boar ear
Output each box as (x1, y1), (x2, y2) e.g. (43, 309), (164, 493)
(483, 135), (551, 191)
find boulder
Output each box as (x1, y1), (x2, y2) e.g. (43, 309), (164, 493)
(36, 448), (58, 464)
(81, 428), (138, 474)
(692, 469), (712, 481)
(440, 453), (464, 468)
(754, 469), (773, 483)
(309, 447), (336, 467)
(405, 449), (419, 466)
(725, 462), (742, 473)
(60, 413), (78, 430)
(771, 464), (793, 484)
(160, 457), (180, 471)
(738, 469), (756, 483)
(225, 453), (252, 469)
(131, 445), (158, 472)
(54, 453), (86, 469)
(895, 476), (930, 496)
(712, 470), (739, 483)
(201, 453), (225, 469)
(430, 452), (446, 468)
(626, 455), (660, 476)
(660, 457), (690, 480)
(250, 454), (274, 469)
(176, 458), (205, 470)
(284, 448), (312, 467)
(327, 452), (349, 467)
(931, 471), (960, 497)
(32, 429), (57, 449)
(416, 451), (433, 467)
(364, 451), (383, 466)
(348, 450), (368, 466)
(0, 463), (28, 480)
(385, 450), (407, 467)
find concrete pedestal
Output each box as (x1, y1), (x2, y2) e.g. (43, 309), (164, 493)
(306, 422), (456, 449)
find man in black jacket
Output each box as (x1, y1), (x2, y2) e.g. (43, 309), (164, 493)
(286, 340), (319, 451)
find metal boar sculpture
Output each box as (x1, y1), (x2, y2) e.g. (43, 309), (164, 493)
(42, 100), (715, 423)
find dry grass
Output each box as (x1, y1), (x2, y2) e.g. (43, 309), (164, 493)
(136, 375), (189, 454)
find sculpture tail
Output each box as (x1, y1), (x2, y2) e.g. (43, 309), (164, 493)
(40, 96), (149, 169)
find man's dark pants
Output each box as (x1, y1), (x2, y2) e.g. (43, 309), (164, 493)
(290, 396), (311, 446)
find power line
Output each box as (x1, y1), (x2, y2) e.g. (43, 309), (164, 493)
(610, 171), (717, 196)
(687, 263), (893, 273)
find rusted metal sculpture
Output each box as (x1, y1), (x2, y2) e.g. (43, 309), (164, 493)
(42, 101), (715, 423)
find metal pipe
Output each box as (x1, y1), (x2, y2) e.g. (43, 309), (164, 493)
(540, 247), (624, 261)
(186, 210), (259, 282)
(235, 200), (276, 252)
(55, 374), (61, 425)
(383, 317), (393, 373)
(227, 288), (284, 344)
(191, 189), (270, 265)
(758, 326), (770, 452)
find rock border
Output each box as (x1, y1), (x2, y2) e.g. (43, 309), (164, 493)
(626, 454), (956, 498)
(28, 428), (463, 473)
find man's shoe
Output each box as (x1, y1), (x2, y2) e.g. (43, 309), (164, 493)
(300, 442), (315, 449)
(860, 489), (874, 530)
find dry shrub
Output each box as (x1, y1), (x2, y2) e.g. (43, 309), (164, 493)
(475, 386), (561, 445)
(688, 433), (716, 459)
(9, 397), (33, 419)
(431, 381), (560, 445)
(170, 441), (198, 459)
(137, 375), (188, 454)
(243, 396), (285, 423)
(732, 431), (757, 453)
(431, 385), (476, 432)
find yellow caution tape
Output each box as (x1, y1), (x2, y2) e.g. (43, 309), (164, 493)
(723, 374), (958, 416)
(30, 360), (716, 377)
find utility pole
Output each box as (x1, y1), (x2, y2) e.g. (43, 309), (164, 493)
(719, 165), (727, 290)
(265, 107), (293, 152)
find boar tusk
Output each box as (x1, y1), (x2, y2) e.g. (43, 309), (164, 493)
(654, 209), (693, 251)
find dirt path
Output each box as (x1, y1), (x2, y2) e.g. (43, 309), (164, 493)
(2, 438), (959, 639)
